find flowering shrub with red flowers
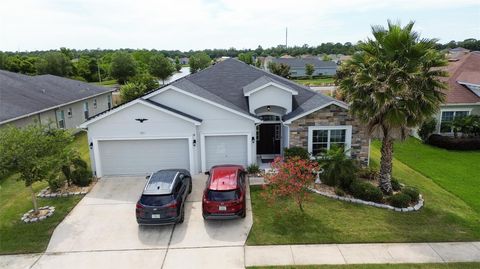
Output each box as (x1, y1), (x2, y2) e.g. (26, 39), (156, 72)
(262, 157), (318, 211)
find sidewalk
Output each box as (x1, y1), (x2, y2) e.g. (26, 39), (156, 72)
(245, 242), (480, 267)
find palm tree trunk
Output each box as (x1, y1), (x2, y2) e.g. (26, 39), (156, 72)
(29, 185), (39, 214)
(379, 135), (394, 194)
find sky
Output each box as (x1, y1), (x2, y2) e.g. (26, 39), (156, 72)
(0, 0), (479, 52)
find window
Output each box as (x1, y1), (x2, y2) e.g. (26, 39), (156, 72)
(259, 115), (280, 121)
(308, 126), (352, 156)
(83, 101), (89, 120)
(93, 98), (97, 109)
(440, 110), (470, 133)
(107, 95), (112, 109)
(56, 110), (65, 129)
(67, 107), (72, 118)
(256, 125), (260, 142)
(274, 125), (280, 140)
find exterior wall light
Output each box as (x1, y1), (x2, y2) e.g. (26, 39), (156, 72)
(89, 142), (93, 149)
(252, 136), (255, 143)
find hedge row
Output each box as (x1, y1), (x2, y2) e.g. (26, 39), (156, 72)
(427, 134), (480, 150)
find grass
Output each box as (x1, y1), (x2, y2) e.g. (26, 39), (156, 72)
(246, 141), (480, 245)
(387, 137), (480, 213)
(0, 131), (89, 254)
(248, 263), (480, 269)
(292, 77), (335, 86)
(93, 79), (118, 87)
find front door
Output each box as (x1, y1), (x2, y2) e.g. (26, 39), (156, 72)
(257, 123), (281, 154)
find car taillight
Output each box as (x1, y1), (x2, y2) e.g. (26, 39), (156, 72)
(136, 203), (144, 209)
(166, 201), (177, 209)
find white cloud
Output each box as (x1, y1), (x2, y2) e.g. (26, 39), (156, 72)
(0, 0), (478, 51)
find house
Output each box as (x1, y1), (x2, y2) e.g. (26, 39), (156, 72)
(79, 59), (369, 177)
(180, 57), (189, 65)
(436, 51), (480, 133)
(264, 57), (337, 78)
(0, 70), (115, 130)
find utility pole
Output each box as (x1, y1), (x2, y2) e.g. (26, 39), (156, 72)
(285, 27), (288, 48)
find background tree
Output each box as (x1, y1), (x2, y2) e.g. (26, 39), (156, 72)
(110, 51), (137, 84)
(338, 21), (447, 193)
(149, 54), (175, 84)
(322, 54), (332, 61)
(263, 157), (317, 212)
(238, 52), (253, 65)
(129, 73), (160, 91)
(174, 56), (182, 72)
(120, 82), (148, 103)
(255, 58), (262, 68)
(0, 125), (74, 214)
(189, 52), (211, 73)
(267, 62), (290, 78)
(305, 63), (315, 78)
(35, 52), (72, 76)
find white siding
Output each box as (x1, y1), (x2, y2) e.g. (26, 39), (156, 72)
(87, 102), (197, 176)
(248, 85), (292, 114)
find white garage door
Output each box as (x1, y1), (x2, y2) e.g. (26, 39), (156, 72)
(98, 139), (189, 176)
(205, 135), (248, 170)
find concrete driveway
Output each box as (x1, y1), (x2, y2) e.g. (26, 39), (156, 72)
(29, 174), (252, 269)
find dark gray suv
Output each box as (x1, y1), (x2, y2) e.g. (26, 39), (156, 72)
(136, 169), (192, 225)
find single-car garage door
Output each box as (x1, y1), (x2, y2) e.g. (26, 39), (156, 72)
(205, 135), (248, 170)
(98, 139), (190, 176)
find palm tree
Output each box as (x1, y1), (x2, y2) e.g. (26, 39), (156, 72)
(338, 21), (447, 193)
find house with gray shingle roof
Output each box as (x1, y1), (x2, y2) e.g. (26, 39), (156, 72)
(79, 59), (369, 176)
(0, 70), (115, 130)
(264, 57), (338, 78)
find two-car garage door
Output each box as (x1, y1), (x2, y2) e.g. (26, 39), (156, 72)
(98, 139), (190, 176)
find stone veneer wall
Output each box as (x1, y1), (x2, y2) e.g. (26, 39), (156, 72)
(288, 104), (370, 166)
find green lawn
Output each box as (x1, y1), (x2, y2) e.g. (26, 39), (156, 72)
(247, 141), (480, 245)
(0, 131), (89, 254)
(387, 137), (480, 213)
(248, 263), (480, 269)
(292, 77), (335, 86)
(93, 79), (118, 87)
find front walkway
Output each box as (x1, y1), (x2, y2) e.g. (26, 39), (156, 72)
(245, 242), (480, 267)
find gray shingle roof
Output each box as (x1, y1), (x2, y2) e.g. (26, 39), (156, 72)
(142, 99), (202, 123)
(170, 58), (340, 121)
(0, 70), (114, 123)
(242, 75), (297, 95)
(272, 58), (338, 69)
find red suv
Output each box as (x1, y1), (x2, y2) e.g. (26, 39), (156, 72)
(202, 165), (247, 219)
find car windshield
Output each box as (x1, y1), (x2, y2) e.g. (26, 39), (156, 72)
(140, 194), (174, 206)
(207, 189), (240, 202)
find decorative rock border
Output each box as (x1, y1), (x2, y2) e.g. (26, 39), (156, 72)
(37, 187), (89, 198)
(309, 188), (424, 212)
(21, 206), (55, 223)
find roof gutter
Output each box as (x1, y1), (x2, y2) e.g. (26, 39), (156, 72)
(0, 89), (116, 126)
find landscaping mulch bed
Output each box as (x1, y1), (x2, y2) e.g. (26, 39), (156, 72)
(37, 181), (96, 198)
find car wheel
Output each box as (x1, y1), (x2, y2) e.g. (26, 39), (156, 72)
(178, 206), (185, 224)
(241, 202), (246, 218)
(188, 180), (192, 194)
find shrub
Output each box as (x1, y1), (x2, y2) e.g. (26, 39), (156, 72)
(357, 167), (378, 181)
(48, 175), (66, 192)
(120, 82), (148, 103)
(318, 145), (357, 189)
(71, 168), (92, 187)
(247, 163), (260, 174)
(334, 187), (345, 196)
(284, 147), (310, 160)
(388, 193), (412, 208)
(391, 178), (402, 192)
(427, 134), (480, 150)
(403, 187), (420, 203)
(418, 118), (437, 142)
(349, 180), (383, 203)
(263, 157), (318, 211)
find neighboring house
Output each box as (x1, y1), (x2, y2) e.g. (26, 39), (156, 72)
(180, 57), (189, 65)
(0, 70), (114, 130)
(436, 51), (480, 134)
(264, 57), (337, 78)
(80, 59), (369, 177)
